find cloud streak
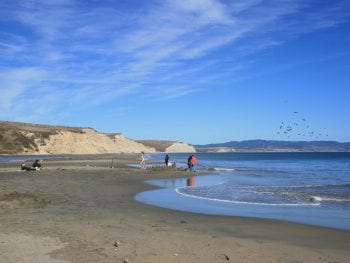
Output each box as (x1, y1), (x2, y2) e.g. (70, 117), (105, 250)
(0, 0), (349, 122)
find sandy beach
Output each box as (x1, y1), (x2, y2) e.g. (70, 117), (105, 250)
(0, 154), (349, 263)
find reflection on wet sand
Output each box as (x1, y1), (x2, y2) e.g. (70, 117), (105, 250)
(187, 176), (195, 187)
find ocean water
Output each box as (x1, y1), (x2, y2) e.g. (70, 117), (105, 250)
(135, 152), (350, 230)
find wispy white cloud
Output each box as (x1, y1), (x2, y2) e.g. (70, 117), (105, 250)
(146, 86), (203, 101)
(0, 0), (349, 121)
(0, 68), (47, 110)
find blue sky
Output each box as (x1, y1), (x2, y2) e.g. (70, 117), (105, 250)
(0, 0), (350, 144)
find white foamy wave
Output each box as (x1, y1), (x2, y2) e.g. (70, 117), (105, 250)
(213, 167), (235, 171)
(311, 196), (350, 202)
(175, 187), (320, 207)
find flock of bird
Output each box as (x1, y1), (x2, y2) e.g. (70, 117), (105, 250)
(277, 112), (329, 139)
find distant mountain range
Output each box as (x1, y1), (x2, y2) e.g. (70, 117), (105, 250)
(195, 140), (350, 152)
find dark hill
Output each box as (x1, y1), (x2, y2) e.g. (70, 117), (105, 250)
(196, 140), (350, 152)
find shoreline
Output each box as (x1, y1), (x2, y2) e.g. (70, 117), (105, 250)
(137, 173), (350, 232)
(1, 154), (350, 262)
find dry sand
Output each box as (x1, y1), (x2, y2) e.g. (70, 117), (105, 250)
(0, 154), (349, 263)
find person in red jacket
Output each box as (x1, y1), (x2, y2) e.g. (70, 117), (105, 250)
(187, 155), (197, 172)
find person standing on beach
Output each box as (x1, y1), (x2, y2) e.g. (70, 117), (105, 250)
(140, 151), (146, 169)
(187, 155), (192, 171)
(187, 155), (197, 172)
(165, 154), (169, 167)
(190, 155), (197, 172)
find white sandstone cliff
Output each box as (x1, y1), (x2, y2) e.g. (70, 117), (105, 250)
(35, 129), (155, 154)
(164, 142), (196, 152)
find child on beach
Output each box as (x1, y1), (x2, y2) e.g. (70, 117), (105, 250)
(140, 151), (146, 169)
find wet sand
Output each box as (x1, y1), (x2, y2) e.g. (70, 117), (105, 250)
(0, 154), (349, 262)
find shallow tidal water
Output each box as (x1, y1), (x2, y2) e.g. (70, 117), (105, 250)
(136, 152), (350, 230)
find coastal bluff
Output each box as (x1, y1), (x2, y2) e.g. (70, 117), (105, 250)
(137, 140), (196, 153)
(0, 121), (155, 154)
